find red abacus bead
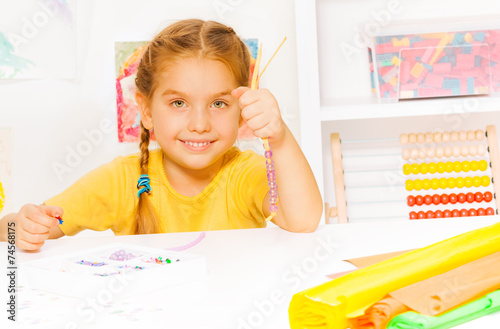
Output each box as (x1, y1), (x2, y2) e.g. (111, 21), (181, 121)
(457, 193), (466, 204)
(426, 211), (435, 219)
(409, 211), (418, 220)
(417, 211), (426, 219)
(474, 192), (483, 203)
(452, 209), (461, 217)
(424, 195), (433, 205)
(435, 210), (444, 218)
(484, 192), (493, 202)
(477, 208), (486, 216)
(486, 207), (495, 215)
(432, 194), (441, 205)
(407, 195), (416, 207)
(449, 193), (458, 204)
(415, 195), (424, 206)
(441, 194), (449, 205)
(443, 210), (452, 217)
(466, 192), (475, 203)
(468, 208), (477, 217)
(460, 209), (469, 217)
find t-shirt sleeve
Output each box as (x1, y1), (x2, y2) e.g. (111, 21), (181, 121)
(44, 157), (128, 236)
(231, 151), (269, 226)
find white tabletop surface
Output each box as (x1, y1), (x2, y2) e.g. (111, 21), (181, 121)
(1, 216), (500, 329)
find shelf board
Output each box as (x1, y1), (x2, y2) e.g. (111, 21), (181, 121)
(320, 95), (500, 122)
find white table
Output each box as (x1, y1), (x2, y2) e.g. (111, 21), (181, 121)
(1, 216), (500, 329)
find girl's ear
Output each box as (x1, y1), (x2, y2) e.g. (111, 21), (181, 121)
(135, 92), (154, 130)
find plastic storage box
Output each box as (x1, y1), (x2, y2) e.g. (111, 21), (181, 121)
(19, 243), (207, 301)
(360, 16), (500, 102)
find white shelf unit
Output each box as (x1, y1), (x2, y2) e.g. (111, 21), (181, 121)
(294, 0), (500, 223)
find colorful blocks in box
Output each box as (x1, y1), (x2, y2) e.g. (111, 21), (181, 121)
(360, 16), (500, 102)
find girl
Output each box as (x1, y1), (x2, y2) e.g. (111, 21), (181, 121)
(0, 19), (323, 251)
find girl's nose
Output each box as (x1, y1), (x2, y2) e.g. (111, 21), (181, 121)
(187, 107), (211, 133)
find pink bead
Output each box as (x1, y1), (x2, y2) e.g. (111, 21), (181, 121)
(267, 171), (276, 181)
(266, 163), (274, 171)
(270, 188), (278, 197)
(269, 197), (278, 204)
(265, 150), (273, 158)
(269, 181), (277, 189)
(270, 205), (278, 212)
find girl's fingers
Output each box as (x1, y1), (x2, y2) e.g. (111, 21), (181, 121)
(23, 206), (59, 228)
(16, 237), (45, 251)
(41, 205), (64, 219)
(20, 219), (51, 234)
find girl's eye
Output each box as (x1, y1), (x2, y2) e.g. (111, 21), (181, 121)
(172, 100), (186, 108)
(212, 101), (226, 109)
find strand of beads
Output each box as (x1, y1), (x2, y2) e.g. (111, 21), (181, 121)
(410, 207), (495, 219)
(263, 138), (278, 221)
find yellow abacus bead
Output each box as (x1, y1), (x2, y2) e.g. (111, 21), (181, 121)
(456, 177), (465, 188)
(481, 176), (490, 187)
(403, 164), (412, 175)
(473, 176), (482, 188)
(413, 179), (423, 191)
(411, 163), (420, 175)
(447, 177), (456, 189)
(431, 178), (440, 190)
(464, 176), (473, 188)
(405, 180), (414, 191)
(428, 162), (437, 174)
(439, 178), (448, 189)
(422, 179), (431, 190)
(462, 161), (470, 172)
(479, 160), (488, 172)
(453, 161), (462, 173)
(445, 162), (454, 173)
(470, 160), (479, 171)
(437, 162), (446, 174)
(420, 163), (429, 174)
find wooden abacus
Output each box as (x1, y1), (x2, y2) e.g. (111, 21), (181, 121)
(326, 125), (500, 224)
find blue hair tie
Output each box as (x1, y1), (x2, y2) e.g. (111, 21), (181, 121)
(137, 174), (152, 197)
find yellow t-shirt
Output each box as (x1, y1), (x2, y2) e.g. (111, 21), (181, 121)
(45, 147), (269, 235)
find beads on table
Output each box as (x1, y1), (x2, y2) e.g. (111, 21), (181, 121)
(76, 260), (107, 267)
(109, 249), (137, 261)
(145, 256), (178, 264)
(403, 160), (488, 175)
(401, 145), (486, 160)
(407, 192), (493, 206)
(400, 130), (484, 145)
(409, 207), (495, 219)
(263, 139), (278, 214)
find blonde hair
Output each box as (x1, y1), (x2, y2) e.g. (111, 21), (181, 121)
(133, 19), (251, 234)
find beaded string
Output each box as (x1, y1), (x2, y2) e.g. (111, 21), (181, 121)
(251, 43), (280, 221)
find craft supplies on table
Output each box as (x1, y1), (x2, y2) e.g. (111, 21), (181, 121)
(288, 220), (500, 328)
(19, 243), (207, 301)
(359, 15), (500, 102)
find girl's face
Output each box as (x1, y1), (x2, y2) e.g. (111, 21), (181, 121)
(138, 57), (241, 173)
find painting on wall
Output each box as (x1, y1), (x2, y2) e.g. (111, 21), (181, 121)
(0, 0), (77, 79)
(0, 128), (12, 217)
(115, 39), (261, 146)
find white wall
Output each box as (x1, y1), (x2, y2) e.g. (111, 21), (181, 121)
(0, 0), (300, 220)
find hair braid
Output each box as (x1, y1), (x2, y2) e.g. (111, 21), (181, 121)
(133, 123), (161, 234)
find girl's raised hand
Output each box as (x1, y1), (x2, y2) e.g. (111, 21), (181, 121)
(15, 204), (63, 251)
(232, 87), (286, 142)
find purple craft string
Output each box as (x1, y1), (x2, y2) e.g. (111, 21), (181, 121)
(168, 232), (206, 251)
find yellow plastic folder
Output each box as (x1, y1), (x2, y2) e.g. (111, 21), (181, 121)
(288, 222), (500, 329)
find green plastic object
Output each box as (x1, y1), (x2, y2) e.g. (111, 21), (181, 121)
(387, 290), (500, 329)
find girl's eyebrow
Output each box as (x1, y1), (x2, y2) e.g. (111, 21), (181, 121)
(161, 89), (233, 98)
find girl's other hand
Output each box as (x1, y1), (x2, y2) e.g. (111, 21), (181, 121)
(15, 204), (63, 251)
(232, 87), (286, 143)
